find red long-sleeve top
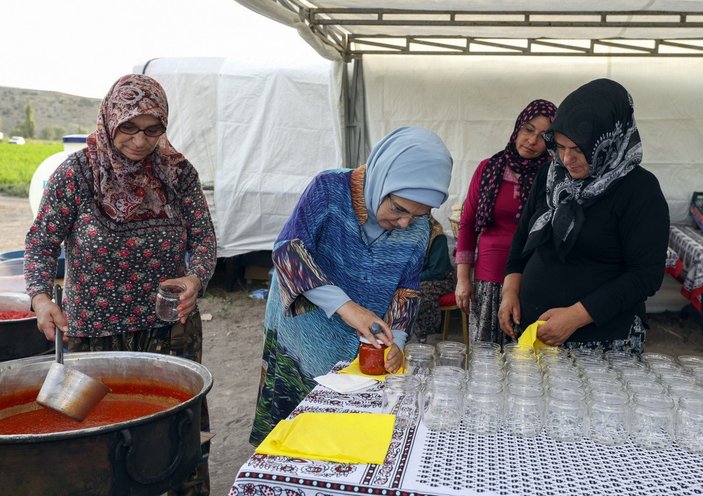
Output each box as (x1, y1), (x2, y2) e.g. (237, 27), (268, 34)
(455, 158), (521, 284)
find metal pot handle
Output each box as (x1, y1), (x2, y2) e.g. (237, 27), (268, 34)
(116, 408), (194, 486)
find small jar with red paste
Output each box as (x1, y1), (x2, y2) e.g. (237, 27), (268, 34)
(359, 337), (387, 375)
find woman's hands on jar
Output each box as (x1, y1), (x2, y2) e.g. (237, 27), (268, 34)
(536, 303), (592, 346)
(455, 263), (473, 314)
(336, 300), (393, 348)
(498, 273), (522, 339)
(384, 344), (402, 373)
(162, 274), (202, 324)
(32, 293), (68, 342)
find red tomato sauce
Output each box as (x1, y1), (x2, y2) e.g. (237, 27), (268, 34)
(0, 381), (193, 435)
(0, 311), (34, 320)
(359, 341), (387, 375)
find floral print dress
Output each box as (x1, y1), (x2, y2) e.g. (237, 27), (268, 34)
(24, 149), (216, 337)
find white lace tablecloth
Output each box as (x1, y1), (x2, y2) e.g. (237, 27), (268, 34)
(229, 363), (703, 496)
(668, 224), (703, 312)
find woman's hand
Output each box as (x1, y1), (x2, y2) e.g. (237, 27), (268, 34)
(336, 301), (393, 347)
(455, 263), (473, 314)
(162, 274), (202, 324)
(384, 344), (403, 373)
(537, 303), (592, 346)
(498, 294), (520, 339)
(32, 293), (68, 342)
(498, 273), (522, 339)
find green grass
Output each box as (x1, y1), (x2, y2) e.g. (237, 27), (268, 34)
(0, 140), (62, 196)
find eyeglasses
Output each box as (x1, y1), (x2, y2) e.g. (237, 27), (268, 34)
(519, 123), (547, 142)
(117, 121), (166, 137)
(386, 195), (429, 221)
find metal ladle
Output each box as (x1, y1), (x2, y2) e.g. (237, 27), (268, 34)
(36, 284), (110, 421)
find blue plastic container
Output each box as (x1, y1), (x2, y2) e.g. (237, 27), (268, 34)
(0, 248), (65, 278)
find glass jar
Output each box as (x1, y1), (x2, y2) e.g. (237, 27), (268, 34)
(464, 380), (503, 435)
(155, 283), (186, 322)
(383, 375), (422, 430)
(504, 384), (544, 438)
(588, 390), (630, 446)
(544, 388), (587, 443)
(677, 354), (703, 373)
(403, 343), (435, 382)
(629, 393), (675, 450)
(435, 340), (466, 356)
(675, 396), (703, 453)
(641, 351), (676, 365)
(422, 375), (464, 431)
(435, 349), (467, 369)
(359, 337), (387, 375)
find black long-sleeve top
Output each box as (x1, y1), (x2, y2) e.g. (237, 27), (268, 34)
(505, 164), (670, 343)
(420, 235), (451, 281)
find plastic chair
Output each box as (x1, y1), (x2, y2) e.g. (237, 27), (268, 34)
(438, 292), (468, 345)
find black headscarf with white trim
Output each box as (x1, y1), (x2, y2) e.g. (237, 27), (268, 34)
(522, 79), (642, 260)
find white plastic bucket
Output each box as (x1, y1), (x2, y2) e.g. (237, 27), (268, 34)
(29, 135), (88, 216)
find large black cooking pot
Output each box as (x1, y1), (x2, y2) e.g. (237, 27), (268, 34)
(0, 315), (52, 361)
(0, 352), (213, 495)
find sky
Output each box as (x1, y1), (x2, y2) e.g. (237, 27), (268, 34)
(2, 0), (322, 99)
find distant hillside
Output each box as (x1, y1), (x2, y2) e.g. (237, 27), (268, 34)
(0, 86), (100, 139)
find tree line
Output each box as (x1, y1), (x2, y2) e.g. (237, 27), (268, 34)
(3, 101), (88, 141)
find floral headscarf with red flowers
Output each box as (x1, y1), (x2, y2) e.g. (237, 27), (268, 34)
(86, 74), (188, 223)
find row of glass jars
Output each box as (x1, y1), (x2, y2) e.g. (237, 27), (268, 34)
(387, 341), (703, 452)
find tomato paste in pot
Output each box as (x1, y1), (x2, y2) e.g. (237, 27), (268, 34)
(0, 311), (34, 320)
(0, 381), (193, 435)
(0, 352), (213, 496)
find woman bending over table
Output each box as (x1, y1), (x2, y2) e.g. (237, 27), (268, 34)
(250, 127), (453, 445)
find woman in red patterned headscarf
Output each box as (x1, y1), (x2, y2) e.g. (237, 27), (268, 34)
(454, 99), (557, 345)
(25, 74), (216, 495)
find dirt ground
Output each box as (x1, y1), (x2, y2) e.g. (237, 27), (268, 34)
(2, 194), (703, 496)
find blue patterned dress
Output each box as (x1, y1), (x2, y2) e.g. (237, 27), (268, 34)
(250, 165), (428, 445)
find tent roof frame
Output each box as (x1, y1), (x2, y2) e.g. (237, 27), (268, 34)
(271, 2), (703, 59)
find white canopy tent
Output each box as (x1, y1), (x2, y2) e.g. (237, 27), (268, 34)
(234, 1), (703, 60)
(233, 0), (703, 223)
(135, 57), (344, 258)
(232, 0), (703, 310)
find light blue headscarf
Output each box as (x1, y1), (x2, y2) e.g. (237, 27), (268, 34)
(363, 127), (453, 238)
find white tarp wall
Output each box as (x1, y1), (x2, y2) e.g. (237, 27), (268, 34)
(364, 54), (703, 311)
(137, 57), (344, 257)
(364, 55), (703, 227)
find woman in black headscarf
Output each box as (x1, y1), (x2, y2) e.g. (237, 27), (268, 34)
(498, 79), (669, 354)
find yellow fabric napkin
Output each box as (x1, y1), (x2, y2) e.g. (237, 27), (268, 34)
(255, 412), (395, 465)
(338, 347), (404, 382)
(517, 320), (554, 352)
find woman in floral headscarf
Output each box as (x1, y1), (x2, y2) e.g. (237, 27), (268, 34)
(455, 99), (557, 345)
(24, 74), (216, 495)
(499, 79), (669, 355)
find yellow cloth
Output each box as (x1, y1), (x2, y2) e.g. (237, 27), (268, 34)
(255, 412), (395, 465)
(517, 320), (555, 352)
(338, 347), (404, 382)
